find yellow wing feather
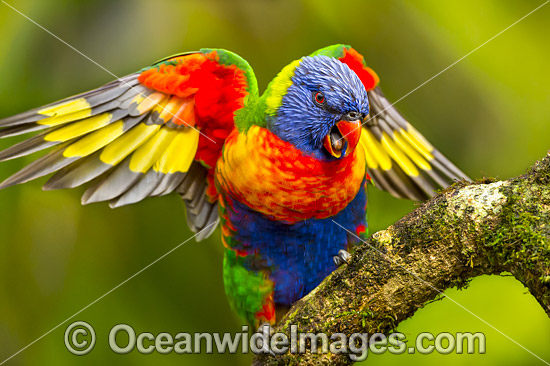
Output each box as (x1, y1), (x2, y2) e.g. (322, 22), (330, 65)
(364, 86), (469, 200)
(63, 121), (125, 158)
(38, 109), (93, 127)
(360, 128), (392, 171)
(129, 127), (178, 173)
(155, 128), (199, 174)
(100, 124), (161, 166)
(44, 113), (112, 142)
(38, 98), (91, 117)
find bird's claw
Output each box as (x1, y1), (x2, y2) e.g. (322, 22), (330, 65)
(333, 249), (351, 267)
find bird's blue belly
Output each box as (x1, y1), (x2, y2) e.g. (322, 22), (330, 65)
(226, 183), (367, 306)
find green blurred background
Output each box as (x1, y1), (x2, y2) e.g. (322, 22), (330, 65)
(0, 0), (549, 365)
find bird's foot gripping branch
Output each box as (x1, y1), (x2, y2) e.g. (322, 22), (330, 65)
(253, 153), (550, 366)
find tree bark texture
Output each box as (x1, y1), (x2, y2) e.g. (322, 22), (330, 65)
(253, 153), (550, 365)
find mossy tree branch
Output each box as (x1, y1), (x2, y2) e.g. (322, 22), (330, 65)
(253, 153), (550, 365)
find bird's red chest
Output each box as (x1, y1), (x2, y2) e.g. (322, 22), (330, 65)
(215, 126), (366, 223)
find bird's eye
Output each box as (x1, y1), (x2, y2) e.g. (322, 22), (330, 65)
(313, 91), (326, 106)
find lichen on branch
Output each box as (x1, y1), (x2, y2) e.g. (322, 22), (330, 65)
(253, 153), (550, 366)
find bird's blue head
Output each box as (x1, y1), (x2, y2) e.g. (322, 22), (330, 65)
(265, 55), (369, 161)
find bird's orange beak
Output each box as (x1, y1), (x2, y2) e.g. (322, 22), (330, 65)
(323, 119), (362, 158)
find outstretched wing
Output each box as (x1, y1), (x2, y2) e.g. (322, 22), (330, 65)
(0, 49), (257, 240)
(313, 44), (470, 201)
(361, 86), (469, 200)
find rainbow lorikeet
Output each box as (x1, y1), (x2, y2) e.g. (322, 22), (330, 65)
(0, 44), (468, 327)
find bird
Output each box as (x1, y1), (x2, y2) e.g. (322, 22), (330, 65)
(0, 44), (469, 327)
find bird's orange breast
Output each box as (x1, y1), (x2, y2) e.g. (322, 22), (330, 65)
(215, 126), (366, 223)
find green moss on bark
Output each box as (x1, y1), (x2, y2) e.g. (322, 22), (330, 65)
(254, 154), (550, 366)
